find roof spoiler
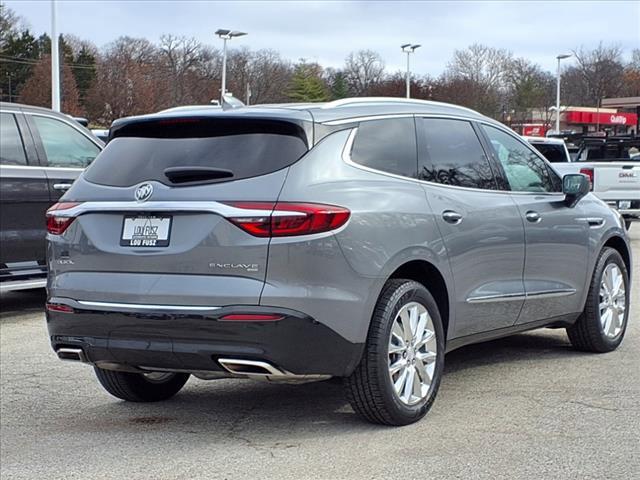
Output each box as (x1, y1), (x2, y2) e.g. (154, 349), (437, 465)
(221, 94), (245, 111)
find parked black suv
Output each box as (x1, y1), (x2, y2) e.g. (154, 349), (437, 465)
(0, 102), (103, 293)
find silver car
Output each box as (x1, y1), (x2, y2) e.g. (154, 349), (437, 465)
(46, 98), (632, 425)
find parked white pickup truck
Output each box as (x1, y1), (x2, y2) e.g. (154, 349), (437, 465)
(525, 136), (640, 230)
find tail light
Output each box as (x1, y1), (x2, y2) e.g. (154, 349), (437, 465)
(579, 168), (594, 191)
(46, 202), (81, 235)
(224, 202), (350, 237)
(46, 303), (74, 313)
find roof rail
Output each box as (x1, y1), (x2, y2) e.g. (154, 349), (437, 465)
(320, 97), (480, 115)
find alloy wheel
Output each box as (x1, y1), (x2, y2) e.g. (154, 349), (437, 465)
(599, 263), (626, 338)
(388, 301), (438, 405)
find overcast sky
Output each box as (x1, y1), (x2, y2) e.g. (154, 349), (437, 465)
(6, 0), (639, 75)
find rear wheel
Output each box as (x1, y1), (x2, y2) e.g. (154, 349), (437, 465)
(344, 279), (445, 426)
(94, 368), (190, 402)
(566, 247), (629, 353)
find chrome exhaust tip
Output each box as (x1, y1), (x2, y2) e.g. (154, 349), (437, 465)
(217, 358), (331, 383)
(56, 347), (87, 363)
(218, 358), (284, 376)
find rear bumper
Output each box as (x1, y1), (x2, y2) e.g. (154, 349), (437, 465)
(46, 298), (363, 377)
(604, 200), (640, 219)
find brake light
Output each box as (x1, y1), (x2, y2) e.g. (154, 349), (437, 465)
(46, 303), (74, 313)
(46, 202), (81, 235)
(579, 168), (594, 191)
(224, 202), (350, 237)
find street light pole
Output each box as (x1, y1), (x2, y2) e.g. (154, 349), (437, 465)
(220, 36), (228, 100)
(215, 29), (247, 103)
(401, 44), (421, 99)
(555, 53), (571, 134)
(51, 0), (60, 111)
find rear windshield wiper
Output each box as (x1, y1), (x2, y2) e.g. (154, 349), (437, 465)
(164, 166), (234, 184)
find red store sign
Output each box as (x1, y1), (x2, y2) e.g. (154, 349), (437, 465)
(565, 111), (637, 126)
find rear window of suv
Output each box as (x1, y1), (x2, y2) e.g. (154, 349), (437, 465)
(529, 143), (568, 163)
(84, 117), (309, 187)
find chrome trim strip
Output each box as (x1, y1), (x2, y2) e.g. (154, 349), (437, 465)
(466, 293), (527, 304)
(76, 300), (221, 311)
(0, 279), (47, 293)
(46, 200), (305, 219)
(0, 164), (83, 172)
(324, 113), (414, 126)
(466, 288), (576, 304)
(526, 289), (577, 298)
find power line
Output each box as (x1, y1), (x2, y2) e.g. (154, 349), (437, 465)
(0, 55), (97, 70)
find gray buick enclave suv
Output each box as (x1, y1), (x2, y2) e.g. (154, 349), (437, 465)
(46, 98), (632, 425)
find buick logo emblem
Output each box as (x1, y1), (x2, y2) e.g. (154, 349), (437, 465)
(135, 183), (153, 202)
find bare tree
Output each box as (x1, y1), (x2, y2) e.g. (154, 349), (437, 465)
(85, 36), (160, 124)
(159, 35), (205, 106)
(227, 48), (292, 104)
(566, 43), (625, 106)
(448, 43), (512, 89)
(344, 50), (385, 96)
(506, 58), (555, 125)
(442, 44), (512, 116)
(19, 54), (83, 115)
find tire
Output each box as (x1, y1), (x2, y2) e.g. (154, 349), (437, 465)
(344, 279), (445, 426)
(624, 220), (632, 231)
(94, 368), (190, 402)
(566, 247), (630, 353)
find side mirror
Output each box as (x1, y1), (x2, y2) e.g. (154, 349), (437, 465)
(563, 174), (590, 207)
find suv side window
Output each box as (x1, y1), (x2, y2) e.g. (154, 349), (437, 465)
(482, 125), (560, 192)
(32, 115), (100, 168)
(417, 118), (496, 189)
(350, 117), (417, 178)
(0, 113), (27, 165)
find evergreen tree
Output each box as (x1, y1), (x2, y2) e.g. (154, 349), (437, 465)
(288, 60), (329, 102)
(72, 45), (96, 105)
(330, 71), (349, 99)
(0, 30), (40, 102)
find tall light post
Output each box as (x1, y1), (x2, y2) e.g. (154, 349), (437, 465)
(215, 29), (247, 102)
(401, 44), (420, 99)
(555, 53), (572, 134)
(50, 0), (60, 111)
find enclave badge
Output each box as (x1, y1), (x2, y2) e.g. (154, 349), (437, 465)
(135, 183), (154, 202)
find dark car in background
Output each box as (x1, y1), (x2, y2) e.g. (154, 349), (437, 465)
(0, 102), (103, 293)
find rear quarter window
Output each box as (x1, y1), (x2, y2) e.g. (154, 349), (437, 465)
(350, 117), (418, 178)
(84, 118), (309, 187)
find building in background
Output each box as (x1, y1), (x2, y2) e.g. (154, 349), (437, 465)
(513, 104), (638, 137)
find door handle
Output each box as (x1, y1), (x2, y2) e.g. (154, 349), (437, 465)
(442, 210), (463, 224)
(53, 183), (73, 191)
(525, 211), (541, 223)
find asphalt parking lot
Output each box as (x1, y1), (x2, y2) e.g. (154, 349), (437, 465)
(1, 226), (638, 480)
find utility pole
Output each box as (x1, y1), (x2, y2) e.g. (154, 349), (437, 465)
(51, 0), (61, 111)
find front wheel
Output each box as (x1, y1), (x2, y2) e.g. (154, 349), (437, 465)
(94, 368), (190, 402)
(344, 279), (445, 426)
(566, 247), (630, 353)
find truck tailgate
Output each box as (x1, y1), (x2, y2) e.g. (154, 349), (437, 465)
(592, 162), (640, 198)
